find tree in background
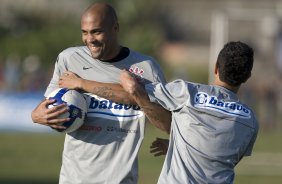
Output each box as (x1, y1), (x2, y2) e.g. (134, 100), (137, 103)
(0, 0), (167, 91)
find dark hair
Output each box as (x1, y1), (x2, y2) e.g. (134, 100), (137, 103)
(216, 41), (254, 86)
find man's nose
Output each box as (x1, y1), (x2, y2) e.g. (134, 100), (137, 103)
(86, 34), (96, 43)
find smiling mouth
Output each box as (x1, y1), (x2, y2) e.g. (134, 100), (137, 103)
(88, 45), (100, 52)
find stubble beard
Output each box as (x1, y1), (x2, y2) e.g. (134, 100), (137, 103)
(88, 45), (104, 60)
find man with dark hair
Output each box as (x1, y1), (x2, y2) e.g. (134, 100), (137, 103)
(31, 2), (169, 184)
(120, 41), (259, 184)
(217, 42), (253, 87)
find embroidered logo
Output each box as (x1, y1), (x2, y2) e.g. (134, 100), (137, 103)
(129, 66), (144, 82)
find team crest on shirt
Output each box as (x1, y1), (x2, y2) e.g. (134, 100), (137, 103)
(129, 66), (144, 82)
(194, 92), (251, 119)
(86, 94), (144, 121)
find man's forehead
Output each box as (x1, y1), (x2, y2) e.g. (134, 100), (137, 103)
(81, 16), (109, 30)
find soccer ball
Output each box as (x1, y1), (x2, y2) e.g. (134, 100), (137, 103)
(46, 88), (87, 133)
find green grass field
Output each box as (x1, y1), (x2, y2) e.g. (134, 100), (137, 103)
(0, 125), (281, 184)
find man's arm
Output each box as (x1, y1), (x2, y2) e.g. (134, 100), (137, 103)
(119, 70), (171, 134)
(59, 71), (136, 105)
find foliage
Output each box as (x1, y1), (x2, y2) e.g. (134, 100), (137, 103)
(0, 22), (81, 66)
(0, 0), (166, 67)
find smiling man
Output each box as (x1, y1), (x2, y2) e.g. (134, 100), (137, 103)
(81, 4), (119, 60)
(31, 3), (170, 184)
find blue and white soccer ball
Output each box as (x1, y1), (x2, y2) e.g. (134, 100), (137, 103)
(46, 88), (87, 133)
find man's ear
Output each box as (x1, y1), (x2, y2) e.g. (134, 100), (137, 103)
(214, 62), (219, 75)
(114, 22), (119, 32)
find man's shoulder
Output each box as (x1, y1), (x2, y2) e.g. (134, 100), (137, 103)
(128, 49), (155, 62)
(127, 49), (162, 73)
(59, 46), (88, 57)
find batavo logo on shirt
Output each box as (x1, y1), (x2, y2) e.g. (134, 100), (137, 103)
(86, 94), (144, 121)
(194, 92), (251, 119)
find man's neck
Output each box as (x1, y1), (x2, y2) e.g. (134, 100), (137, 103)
(214, 79), (239, 94)
(101, 46), (129, 63)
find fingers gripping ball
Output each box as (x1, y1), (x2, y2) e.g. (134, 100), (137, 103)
(47, 88), (87, 133)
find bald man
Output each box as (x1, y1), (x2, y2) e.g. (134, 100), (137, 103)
(31, 3), (169, 184)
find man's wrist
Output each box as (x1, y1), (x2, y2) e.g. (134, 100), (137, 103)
(78, 78), (84, 90)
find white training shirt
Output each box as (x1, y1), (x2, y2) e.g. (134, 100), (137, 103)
(146, 79), (259, 184)
(45, 46), (166, 184)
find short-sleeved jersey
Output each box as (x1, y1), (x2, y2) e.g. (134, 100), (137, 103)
(145, 79), (259, 184)
(45, 46), (166, 184)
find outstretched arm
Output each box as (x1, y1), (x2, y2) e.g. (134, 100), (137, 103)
(119, 70), (171, 134)
(59, 71), (136, 105)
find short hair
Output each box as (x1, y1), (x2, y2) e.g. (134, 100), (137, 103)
(83, 3), (118, 25)
(216, 41), (254, 86)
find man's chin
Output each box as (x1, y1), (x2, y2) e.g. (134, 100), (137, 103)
(90, 52), (102, 59)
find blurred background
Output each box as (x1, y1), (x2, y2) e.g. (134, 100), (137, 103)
(0, 0), (281, 183)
